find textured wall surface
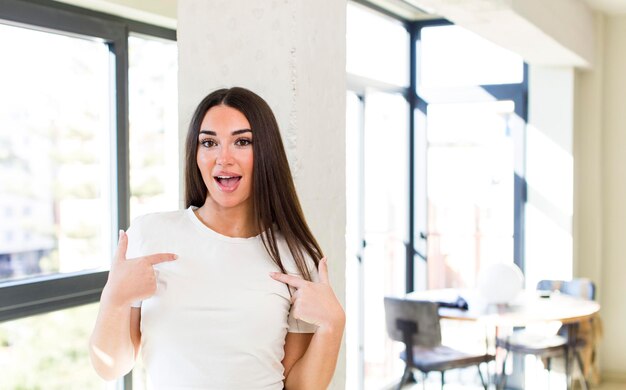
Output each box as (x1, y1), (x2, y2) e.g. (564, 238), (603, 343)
(178, 1), (347, 387)
(575, 12), (626, 381)
(597, 13), (626, 380)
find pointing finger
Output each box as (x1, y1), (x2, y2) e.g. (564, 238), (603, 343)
(270, 272), (307, 289)
(115, 230), (128, 262)
(318, 257), (330, 285)
(145, 253), (178, 265)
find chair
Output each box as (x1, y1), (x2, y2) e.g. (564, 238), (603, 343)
(384, 297), (494, 390)
(537, 279), (595, 301)
(496, 278), (596, 390)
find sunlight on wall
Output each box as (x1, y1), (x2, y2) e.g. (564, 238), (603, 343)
(525, 120), (573, 288)
(526, 124), (573, 218)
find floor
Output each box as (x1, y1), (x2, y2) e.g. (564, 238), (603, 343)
(595, 383), (626, 390)
(397, 365), (626, 390)
(393, 350), (626, 390)
(401, 381), (626, 390)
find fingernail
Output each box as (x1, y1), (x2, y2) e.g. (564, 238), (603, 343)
(173, 254), (178, 260)
(269, 272), (277, 276)
(118, 229), (123, 238)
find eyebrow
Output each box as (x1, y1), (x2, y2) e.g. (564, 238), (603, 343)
(199, 129), (252, 136)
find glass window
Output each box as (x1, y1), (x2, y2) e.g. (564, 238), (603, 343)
(0, 304), (106, 388)
(426, 100), (515, 289)
(0, 3), (177, 386)
(344, 90), (409, 389)
(0, 23), (113, 282)
(129, 34), (179, 221)
(420, 25), (524, 88)
(362, 92), (409, 388)
(347, 2), (409, 86)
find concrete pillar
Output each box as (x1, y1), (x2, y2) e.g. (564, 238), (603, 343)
(177, 1), (347, 388)
(574, 13), (604, 321)
(597, 14), (626, 381)
(525, 65), (574, 289)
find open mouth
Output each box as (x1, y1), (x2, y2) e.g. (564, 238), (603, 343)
(213, 175), (242, 192)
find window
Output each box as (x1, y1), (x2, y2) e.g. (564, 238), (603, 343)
(0, 0), (176, 387)
(0, 22), (112, 283)
(129, 34), (179, 220)
(346, 6), (528, 388)
(413, 22), (527, 291)
(0, 303), (102, 388)
(347, 2), (409, 87)
(346, 4), (410, 388)
(426, 100), (516, 288)
(419, 24), (524, 88)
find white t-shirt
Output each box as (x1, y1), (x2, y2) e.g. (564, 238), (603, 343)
(126, 207), (318, 390)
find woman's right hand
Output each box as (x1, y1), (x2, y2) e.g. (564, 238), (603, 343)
(102, 230), (177, 307)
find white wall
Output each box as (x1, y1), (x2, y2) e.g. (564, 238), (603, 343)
(574, 14), (605, 292)
(598, 14), (626, 380)
(576, 12), (626, 381)
(524, 9), (626, 382)
(574, 9), (605, 365)
(177, 1), (347, 387)
(525, 66), (574, 289)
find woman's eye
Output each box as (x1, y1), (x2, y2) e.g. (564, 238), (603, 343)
(235, 138), (252, 147)
(200, 139), (216, 148)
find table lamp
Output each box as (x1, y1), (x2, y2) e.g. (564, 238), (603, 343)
(476, 263), (524, 305)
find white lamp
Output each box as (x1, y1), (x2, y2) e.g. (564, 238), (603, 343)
(476, 263), (524, 305)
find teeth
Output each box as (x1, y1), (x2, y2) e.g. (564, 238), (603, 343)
(217, 176), (234, 179)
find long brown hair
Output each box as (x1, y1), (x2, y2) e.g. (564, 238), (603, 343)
(184, 87), (323, 280)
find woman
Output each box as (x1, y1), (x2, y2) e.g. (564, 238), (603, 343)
(89, 87), (345, 389)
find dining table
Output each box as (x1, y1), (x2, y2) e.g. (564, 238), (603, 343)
(406, 288), (600, 327)
(406, 288), (601, 389)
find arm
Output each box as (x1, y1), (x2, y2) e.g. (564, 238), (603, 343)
(89, 230), (177, 380)
(283, 321), (344, 389)
(272, 258), (345, 390)
(89, 300), (141, 380)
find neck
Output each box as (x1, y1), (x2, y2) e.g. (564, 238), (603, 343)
(195, 197), (258, 238)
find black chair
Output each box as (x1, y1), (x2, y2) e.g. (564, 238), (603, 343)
(384, 297), (494, 390)
(496, 278), (596, 390)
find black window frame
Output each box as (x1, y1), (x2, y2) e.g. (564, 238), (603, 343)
(407, 19), (528, 292)
(0, 0), (176, 323)
(346, 1), (528, 294)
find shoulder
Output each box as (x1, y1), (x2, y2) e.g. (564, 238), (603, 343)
(127, 208), (188, 235)
(131, 209), (186, 226)
(125, 209), (189, 257)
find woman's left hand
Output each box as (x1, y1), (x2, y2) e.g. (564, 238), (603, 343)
(270, 257), (345, 332)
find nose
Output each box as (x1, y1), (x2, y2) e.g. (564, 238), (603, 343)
(216, 144), (234, 166)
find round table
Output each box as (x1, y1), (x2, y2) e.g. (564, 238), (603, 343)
(406, 288), (600, 326)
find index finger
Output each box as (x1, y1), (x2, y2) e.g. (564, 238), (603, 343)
(114, 230), (128, 262)
(144, 253), (178, 265)
(270, 272), (307, 289)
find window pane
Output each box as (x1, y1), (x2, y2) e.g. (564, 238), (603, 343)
(129, 35), (179, 221)
(427, 101), (515, 289)
(0, 23), (112, 282)
(362, 92), (408, 388)
(0, 303), (106, 388)
(347, 2), (409, 86)
(420, 25), (524, 87)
